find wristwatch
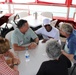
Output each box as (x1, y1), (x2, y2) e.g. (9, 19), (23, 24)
(13, 63), (18, 66)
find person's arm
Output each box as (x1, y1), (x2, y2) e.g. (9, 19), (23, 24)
(4, 50), (15, 58)
(0, 58), (19, 75)
(27, 28), (39, 49)
(62, 39), (76, 61)
(11, 31), (25, 51)
(27, 37), (39, 49)
(13, 44), (26, 51)
(34, 37), (39, 45)
(4, 50), (20, 65)
(11, 32), (27, 51)
(13, 37), (39, 50)
(61, 50), (74, 61)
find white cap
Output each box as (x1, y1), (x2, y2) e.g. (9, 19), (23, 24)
(43, 19), (51, 26)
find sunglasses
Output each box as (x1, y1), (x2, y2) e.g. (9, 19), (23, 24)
(44, 24), (51, 27)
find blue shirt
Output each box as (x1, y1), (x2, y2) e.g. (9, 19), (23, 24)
(65, 30), (76, 60)
(73, 29), (76, 35)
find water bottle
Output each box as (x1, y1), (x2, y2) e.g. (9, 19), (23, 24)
(25, 50), (30, 62)
(33, 12), (37, 19)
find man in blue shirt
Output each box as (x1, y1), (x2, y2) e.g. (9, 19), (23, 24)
(59, 23), (76, 61)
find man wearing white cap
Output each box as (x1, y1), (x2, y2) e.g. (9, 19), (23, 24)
(35, 18), (60, 43)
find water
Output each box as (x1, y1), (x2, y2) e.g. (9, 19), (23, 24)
(25, 50), (30, 62)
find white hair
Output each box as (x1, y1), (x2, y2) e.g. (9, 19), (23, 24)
(46, 39), (61, 59)
(60, 23), (73, 34)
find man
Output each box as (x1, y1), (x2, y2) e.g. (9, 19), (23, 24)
(59, 23), (76, 61)
(35, 19), (60, 43)
(11, 19), (39, 51)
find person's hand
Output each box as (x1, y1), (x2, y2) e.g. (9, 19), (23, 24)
(42, 39), (48, 43)
(48, 36), (54, 39)
(13, 65), (18, 71)
(28, 42), (37, 49)
(13, 65), (19, 75)
(5, 57), (13, 68)
(13, 57), (20, 65)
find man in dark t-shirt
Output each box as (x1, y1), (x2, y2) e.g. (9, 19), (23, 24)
(37, 39), (71, 75)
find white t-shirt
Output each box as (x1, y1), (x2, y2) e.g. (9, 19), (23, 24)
(35, 26), (60, 41)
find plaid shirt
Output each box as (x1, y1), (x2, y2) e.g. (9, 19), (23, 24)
(0, 55), (19, 75)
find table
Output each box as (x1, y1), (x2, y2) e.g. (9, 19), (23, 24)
(16, 41), (50, 75)
(19, 15), (52, 27)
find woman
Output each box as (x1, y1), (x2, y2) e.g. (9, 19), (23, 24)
(0, 37), (19, 75)
(37, 39), (71, 75)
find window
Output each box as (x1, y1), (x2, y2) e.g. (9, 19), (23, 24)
(39, 0), (66, 4)
(12, 4), (29, 13)
(28, 5), (67, 18)
(74, 12), (76, 22)
(69, 7), (75, 18)
(0, 4), (9, 13)
(0, 0), (5, 2)
(72, 0), (76, 5)
(12, 0), (35, 3)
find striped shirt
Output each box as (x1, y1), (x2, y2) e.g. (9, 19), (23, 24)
(0, 55), (19, 75)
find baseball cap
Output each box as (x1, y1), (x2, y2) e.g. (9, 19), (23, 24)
(43, 19), (51, 26)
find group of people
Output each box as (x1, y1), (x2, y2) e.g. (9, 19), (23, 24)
(11, 18), (60, 51)
(0, 18), (76, 75)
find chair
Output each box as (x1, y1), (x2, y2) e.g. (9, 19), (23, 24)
(8, 14), (20, 29)
(12, 14), (20, 29)
(12, 21), (17, 29)
(41, 12), (53, 19)
(70, 63), (76, 75)
(50, 19), (58, 27)
(18, 12), (28, 18)
(5, 30), (14, 48)
(1, 23), (13, 29)
(8, 14), (17, 24)
(1, 23), (14, 37)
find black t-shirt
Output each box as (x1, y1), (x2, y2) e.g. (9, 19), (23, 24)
(36, 54), (71, 75)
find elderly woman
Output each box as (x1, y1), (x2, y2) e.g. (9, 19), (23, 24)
(36, 39), (71, 75)
(0, 37), (19, 75)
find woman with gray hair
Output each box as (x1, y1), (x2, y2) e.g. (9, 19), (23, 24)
(37, 39), (71, 75)
(46, 39), (61, 59)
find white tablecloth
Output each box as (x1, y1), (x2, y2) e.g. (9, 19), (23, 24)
(16, 41), (50, 75)
(18, 15), (52, 27)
